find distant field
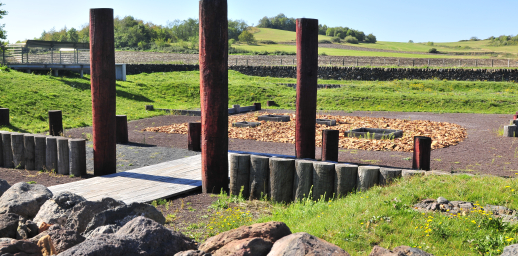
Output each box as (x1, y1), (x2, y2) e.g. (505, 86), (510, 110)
(251, 27), (334, 42)
(247, 28), (518, 59)
(232, 43), (490, 59)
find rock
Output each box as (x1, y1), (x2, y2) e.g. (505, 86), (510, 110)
(37, 235), (57, 256)
(0, 239), (41, 255)
(437, 197), (449, 204)
(267, 232), (350, 256)
(213, 237), (273, 256)
(174, 250), (212, 256)
(84, 224), (120, 239)
(368, 245), (393, 256)
(65, 197), (125, 234)
(392, 246), (433, 256)
(0, 237), (15, 243)
(0, 179), (10, 197)
(501, 244), (518, 256)
(199, 221), (291, 253)
(0, 213), (20, 238)
(82, 202), (166, 234)
(17, 218), (39, 239)
(0, 182), (53, 219)
(33, 192), (86, 226)
(45, 224), (85, 253)
(59, 217), (196, 256)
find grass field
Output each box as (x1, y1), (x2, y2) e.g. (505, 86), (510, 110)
(204, 174), (518, 255)
(1, 68), (518, 134)
(232, 43), (485, 58)
(246, 28), (518, 59)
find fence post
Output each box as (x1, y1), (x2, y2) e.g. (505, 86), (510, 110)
(199, 0), (229, 194)
(51, 48), (53, 64)
(356, 58), (358, 66)
(187, 122), (201, 151)
(90, 8), (117, 176)
(428, 59), (430, 66)
(48, 110), (63, 136)
(397, 59), (400, 66)
(343, 58), (344, 66)
(412, 136), (431, 171)
(492, 59), (494, 67)
(281, 59), (282, 65)
(412, 60), (414, 67)
(60, 51), (62, 64)
(295, 18), (318, 159)
(508, 59), (510, 68)
(2, 47), (5, 66)
(475, 59), (477, 67)
(321, 130), (339, 162)
(116, 115), (128, 144)
(459, 60), (461, 67)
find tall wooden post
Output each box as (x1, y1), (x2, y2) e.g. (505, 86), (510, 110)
(295, 18), (318, 159)
(188, 122), (202, 152)
(199, 0), (229, 193)
(90, 8), (116, 176)
(0, 108), (9, 126)
(412, 136), (431, 171)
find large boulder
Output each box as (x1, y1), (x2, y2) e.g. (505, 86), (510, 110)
(84, 224), (120, 239)
(45, 224), (86, 253)
(65, 197), (125, 234)
(59, 217), (197, 256)
(213, 237), (273, 256)
(0, 179), (10, 197)
(0, 213), (20, 238)
(267, 232), (350, 256)
(0, 182), (53, 219)
(33, 191), (86, 226)
(199, 221), (291, 253)
(0, 239), (42, 256)
(82, 202), (166, 235)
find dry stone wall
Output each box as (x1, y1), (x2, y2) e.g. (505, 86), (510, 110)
(126, 64), (518, 82)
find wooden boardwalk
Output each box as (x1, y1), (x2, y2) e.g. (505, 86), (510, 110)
(48, 154), (203, 204)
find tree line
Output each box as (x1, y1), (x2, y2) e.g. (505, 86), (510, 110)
(257, 13), (376, 44)
(36, 16), (249, 51)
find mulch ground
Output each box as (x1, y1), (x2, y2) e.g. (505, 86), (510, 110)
(1, 109), (517, 241)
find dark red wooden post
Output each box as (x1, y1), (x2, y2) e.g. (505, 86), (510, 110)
(199, 0), (229, 194)
(412, 136), (431, 171)
(295, 18), (318, 159)
(0, 108), (9, 126)
(188, 122), (201, 151)
(322, 130), (339, 162)
(253, 103), (261, 111)
(90, 8), (116, 176)
(48, 110), (63, 136)
(116, 115), (128, 144)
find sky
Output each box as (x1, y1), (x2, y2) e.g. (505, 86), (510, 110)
(1, 0), (517, 43)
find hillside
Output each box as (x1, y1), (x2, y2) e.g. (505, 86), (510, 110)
(234, 28), (518, 59)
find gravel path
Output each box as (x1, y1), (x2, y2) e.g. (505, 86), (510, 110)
(84, 142), (199, 173)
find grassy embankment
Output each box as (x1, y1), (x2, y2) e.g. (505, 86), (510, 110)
(232, 28), (518, 59)
(1, 67), (517, 133)
(197, 174), (518, 256)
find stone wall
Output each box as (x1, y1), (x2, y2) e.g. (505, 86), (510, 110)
(126, 64), (518, 81)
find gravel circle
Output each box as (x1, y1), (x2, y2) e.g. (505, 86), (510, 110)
(85, 142), (200, 173)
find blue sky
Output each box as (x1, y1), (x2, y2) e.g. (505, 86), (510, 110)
(2, 0), (517, 43)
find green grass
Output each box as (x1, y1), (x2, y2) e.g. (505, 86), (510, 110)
(248, 28), (518, 59)
(252, 27), (333, 42)
(1, 68), (517, 133)
(241, 174), (518, 255)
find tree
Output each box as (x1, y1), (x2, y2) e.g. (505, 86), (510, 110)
(67, 28), (79, 42)
(238, 30), (255, 45)
(365, 33), (376, 43)
(0, 2), (7, 45)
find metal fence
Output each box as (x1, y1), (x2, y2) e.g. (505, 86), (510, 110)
(2, 47), (89, 65)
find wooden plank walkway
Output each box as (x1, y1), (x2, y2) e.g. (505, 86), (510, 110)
(48, 154), (203, 204)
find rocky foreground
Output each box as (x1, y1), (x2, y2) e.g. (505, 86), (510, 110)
(3, 178), (507, 255)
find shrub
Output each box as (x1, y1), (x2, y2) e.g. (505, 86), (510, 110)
(331, 37), (341, 43)
(365, 33), (377, 43)
(318, 40), (332, 44)
(238, 30), (256, 45)
(229, 38), (235, 46)
(408, 40), (414, 43)
(259, 40), (276, 44)
(344, 36), (358, 44)
(426, 41), (434, 46)
(429, 48), (438, 53)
